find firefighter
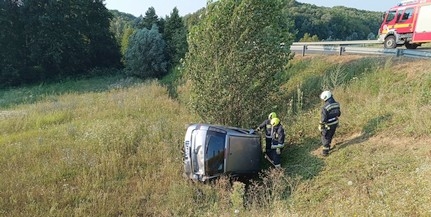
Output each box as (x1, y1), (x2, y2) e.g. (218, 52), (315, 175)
(256, 112), (277, 153)
(319, 90), (341, 156)
(269, 117), (285, 168)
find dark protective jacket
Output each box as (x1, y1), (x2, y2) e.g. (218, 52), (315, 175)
(271, 124), (285, 147)
(321, 97), (341, 126)
(258, 119), (272, 138)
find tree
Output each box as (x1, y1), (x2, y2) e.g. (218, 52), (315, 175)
(183, 7), (206, 29)
(124, 25), (168, 79)
(163, 7), (188, 70)
(0, 0), (121, 86)
(83, 0), (122, 70)
(183, 0), (294, 127)
(0, 0), (26, 86)
(109, 10), (136, 41)
(299, 33), (319, 42)
(138, 7), (159, 30)
(367, 32), (376, 40)
(120, 27), (135, 56)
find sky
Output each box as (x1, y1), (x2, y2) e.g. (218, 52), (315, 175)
(103, 0), (401, 18)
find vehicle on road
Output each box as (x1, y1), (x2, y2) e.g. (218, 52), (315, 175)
(378, 0), (431, 49)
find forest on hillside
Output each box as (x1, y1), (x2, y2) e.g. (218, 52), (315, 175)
(0, 0), (382, 88)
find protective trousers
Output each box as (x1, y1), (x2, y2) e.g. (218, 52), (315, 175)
(265, 137), (272, 152)
(268, 148), (281, 166)
(321, 124), (338, 155)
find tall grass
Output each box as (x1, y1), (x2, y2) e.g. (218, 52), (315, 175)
(283, 56), (431, 216)
(0, 74), (140, 109)
(0, 79), (199, 216)
(1, 55), (431, 216)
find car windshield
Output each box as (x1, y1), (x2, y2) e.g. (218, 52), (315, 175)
(205, 131), (225, 176)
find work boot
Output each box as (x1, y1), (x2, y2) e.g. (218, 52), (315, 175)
(322, 146), (330, 157)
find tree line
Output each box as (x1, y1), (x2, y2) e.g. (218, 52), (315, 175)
(0, 0), (121, 87)
(286, 0), (382, 41)
(0, 0), (382, 89)
(112, 6), (188, 79)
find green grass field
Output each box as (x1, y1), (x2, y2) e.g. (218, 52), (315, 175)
(0, 55), (430, 216)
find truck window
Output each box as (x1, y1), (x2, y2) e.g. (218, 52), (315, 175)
(385, 10), (396, 23)
(396, 11), (403, 22)
(205, 131), (225, 176)
(400, 8), (414, 21)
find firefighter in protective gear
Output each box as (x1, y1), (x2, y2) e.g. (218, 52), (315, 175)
(269, 117), (285, 168)
(256, 112), (277, 153)
(319, 90), (341, 156)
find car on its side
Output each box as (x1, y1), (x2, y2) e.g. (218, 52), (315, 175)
(183, 123), (262, 182)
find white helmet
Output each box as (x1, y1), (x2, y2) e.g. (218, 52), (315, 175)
(320, 90), (332, 101)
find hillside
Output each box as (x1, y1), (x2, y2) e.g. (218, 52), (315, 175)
(0, 56), (430, 216)
(283, 55), (431, 216)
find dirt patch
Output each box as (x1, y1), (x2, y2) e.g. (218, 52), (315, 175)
(294, 54), (366, 63)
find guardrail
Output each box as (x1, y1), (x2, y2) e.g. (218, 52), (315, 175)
(290, 41), (431, 59)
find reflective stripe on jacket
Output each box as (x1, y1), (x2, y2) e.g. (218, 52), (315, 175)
(271, 124), (285, 148)
(321, 97), (341, 125)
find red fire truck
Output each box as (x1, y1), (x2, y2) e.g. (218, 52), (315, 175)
(378, 0), (431, 49)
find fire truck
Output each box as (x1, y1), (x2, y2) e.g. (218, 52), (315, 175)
(378, 0), (431, 49)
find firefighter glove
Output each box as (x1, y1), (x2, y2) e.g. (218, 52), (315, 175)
(271, 143), (284, 149)
(318, 123), (329, 131)
(276, 148), (281, 155)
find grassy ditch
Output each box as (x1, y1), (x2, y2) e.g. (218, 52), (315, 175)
(0, 56), (430, 216)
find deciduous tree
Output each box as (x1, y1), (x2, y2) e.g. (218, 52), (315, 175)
(183, 0), (294, 127)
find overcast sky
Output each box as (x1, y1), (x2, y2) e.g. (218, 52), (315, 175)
(103, 0), (401, 17)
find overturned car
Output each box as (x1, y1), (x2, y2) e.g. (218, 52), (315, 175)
(183, 123), (262, 182)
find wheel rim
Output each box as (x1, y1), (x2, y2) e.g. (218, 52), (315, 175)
(385, 37), (395, 48)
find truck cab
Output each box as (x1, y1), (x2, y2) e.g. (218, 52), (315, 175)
(378, 0), (431, 49)
(183, 124), (262, 182)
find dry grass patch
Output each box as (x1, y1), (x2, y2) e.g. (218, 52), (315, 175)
(0, 80), (199, 216)
(289, 134), (431, 216)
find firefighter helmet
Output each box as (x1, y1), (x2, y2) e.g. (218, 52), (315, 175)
(270, 118), (280, 126)
(320, 90), (332, 101)
(268, 112), (277, 120)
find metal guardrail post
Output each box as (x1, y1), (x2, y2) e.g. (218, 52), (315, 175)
(302, 45), (306, 56)
(339, 47), (344, 56)
(396, 49), (402, 57)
